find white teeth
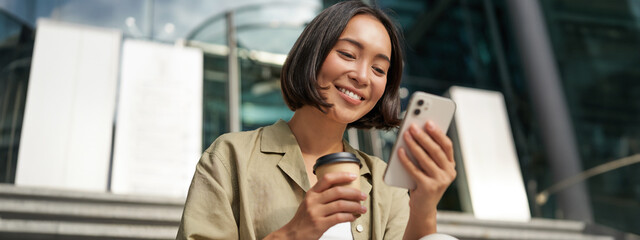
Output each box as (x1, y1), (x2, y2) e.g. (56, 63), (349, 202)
(338, 87), (363, 101)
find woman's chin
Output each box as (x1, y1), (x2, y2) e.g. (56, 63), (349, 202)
(322, 105), (368, 125)
(332, 113), (363, 125)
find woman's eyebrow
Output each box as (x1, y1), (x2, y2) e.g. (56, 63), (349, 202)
(338, 38), (391, 63)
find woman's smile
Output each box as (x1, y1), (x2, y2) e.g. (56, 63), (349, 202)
(336, 85), (364, 104)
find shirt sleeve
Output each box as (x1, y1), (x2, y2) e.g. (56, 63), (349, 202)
(383, 187), (410, 240)
(176, 147), (239, 240)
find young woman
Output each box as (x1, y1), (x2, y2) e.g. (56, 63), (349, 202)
(177, 1), (457, 239)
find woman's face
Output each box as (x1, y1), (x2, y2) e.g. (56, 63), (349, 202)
(317, 14), (392, 125)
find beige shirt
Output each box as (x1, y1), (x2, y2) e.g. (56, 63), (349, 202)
(177, 120), (410, 240)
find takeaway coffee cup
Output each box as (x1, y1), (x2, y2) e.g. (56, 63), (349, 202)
(313, 152), (362, 190)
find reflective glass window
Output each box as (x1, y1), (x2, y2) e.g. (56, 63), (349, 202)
(541, 0), (640, 233)
(0, 12), (34, 183)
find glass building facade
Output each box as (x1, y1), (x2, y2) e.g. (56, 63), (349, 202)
(540, 0), (640, 232)
(0, 0), (638, 235)
(0, 8), (33, 184)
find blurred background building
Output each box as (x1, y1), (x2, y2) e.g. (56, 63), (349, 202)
(0, 0), (639, 239)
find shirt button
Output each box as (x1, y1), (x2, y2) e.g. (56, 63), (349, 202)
(356, 224), (364, 232)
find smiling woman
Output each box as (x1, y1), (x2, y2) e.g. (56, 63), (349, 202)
(177, 1), (458, 240)
(280, 1), (403, 130)
(312, 14), (392, 127)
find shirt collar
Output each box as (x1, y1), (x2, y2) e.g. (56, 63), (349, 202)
(260, 119), (372, 192)
(260, 119), (298, 154)
(261, 120), (310, 190)
(342, 139), (372, 177)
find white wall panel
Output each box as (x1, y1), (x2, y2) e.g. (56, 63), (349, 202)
(449, 86), (531, 222)
(111, 39), (202, 197)
(16, 19), (121, 191)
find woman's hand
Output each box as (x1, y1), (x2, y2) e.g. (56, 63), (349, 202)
(398, 121), (457, 239)
(265, 172), (367, 240)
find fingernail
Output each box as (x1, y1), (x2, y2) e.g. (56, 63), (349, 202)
(361, 206), (367, 213)
(361, 192), (367, 200)
(427, 121), (435, 130)
(410, 124), (419, 133)
(349, 173), (358, 179)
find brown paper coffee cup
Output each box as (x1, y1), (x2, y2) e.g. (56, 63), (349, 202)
(313, 152), (363, 217)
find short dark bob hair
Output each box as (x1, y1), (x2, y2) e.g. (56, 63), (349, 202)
(281, 0), (403, 130)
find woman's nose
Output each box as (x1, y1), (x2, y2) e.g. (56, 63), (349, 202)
(349, 63), (369, 86)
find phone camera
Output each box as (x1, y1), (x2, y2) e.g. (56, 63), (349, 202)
(417, 99), (424, 106)
(413, 109), (421, 115)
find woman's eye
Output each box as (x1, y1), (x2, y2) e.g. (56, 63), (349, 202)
(373, 67), (386, 75)
(338, 51), (355, 59)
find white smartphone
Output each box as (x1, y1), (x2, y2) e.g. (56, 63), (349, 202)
(383, 91), (456, 189)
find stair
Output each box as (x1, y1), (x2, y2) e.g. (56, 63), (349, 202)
(436, 211), (615, 240)
(0, 184), (625, 240)
(0, 184), (184, 239)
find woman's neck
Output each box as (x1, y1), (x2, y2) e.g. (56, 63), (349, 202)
(288, 106), (346, 156)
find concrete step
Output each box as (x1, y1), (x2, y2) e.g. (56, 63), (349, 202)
(0, 184), (184, 239)
(0, 184), (184, 225)
(0, 197), (182, 225)
(437, 211), (612, 240)
(0, 184), (628, 240)
(0, 219), (177, 240)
